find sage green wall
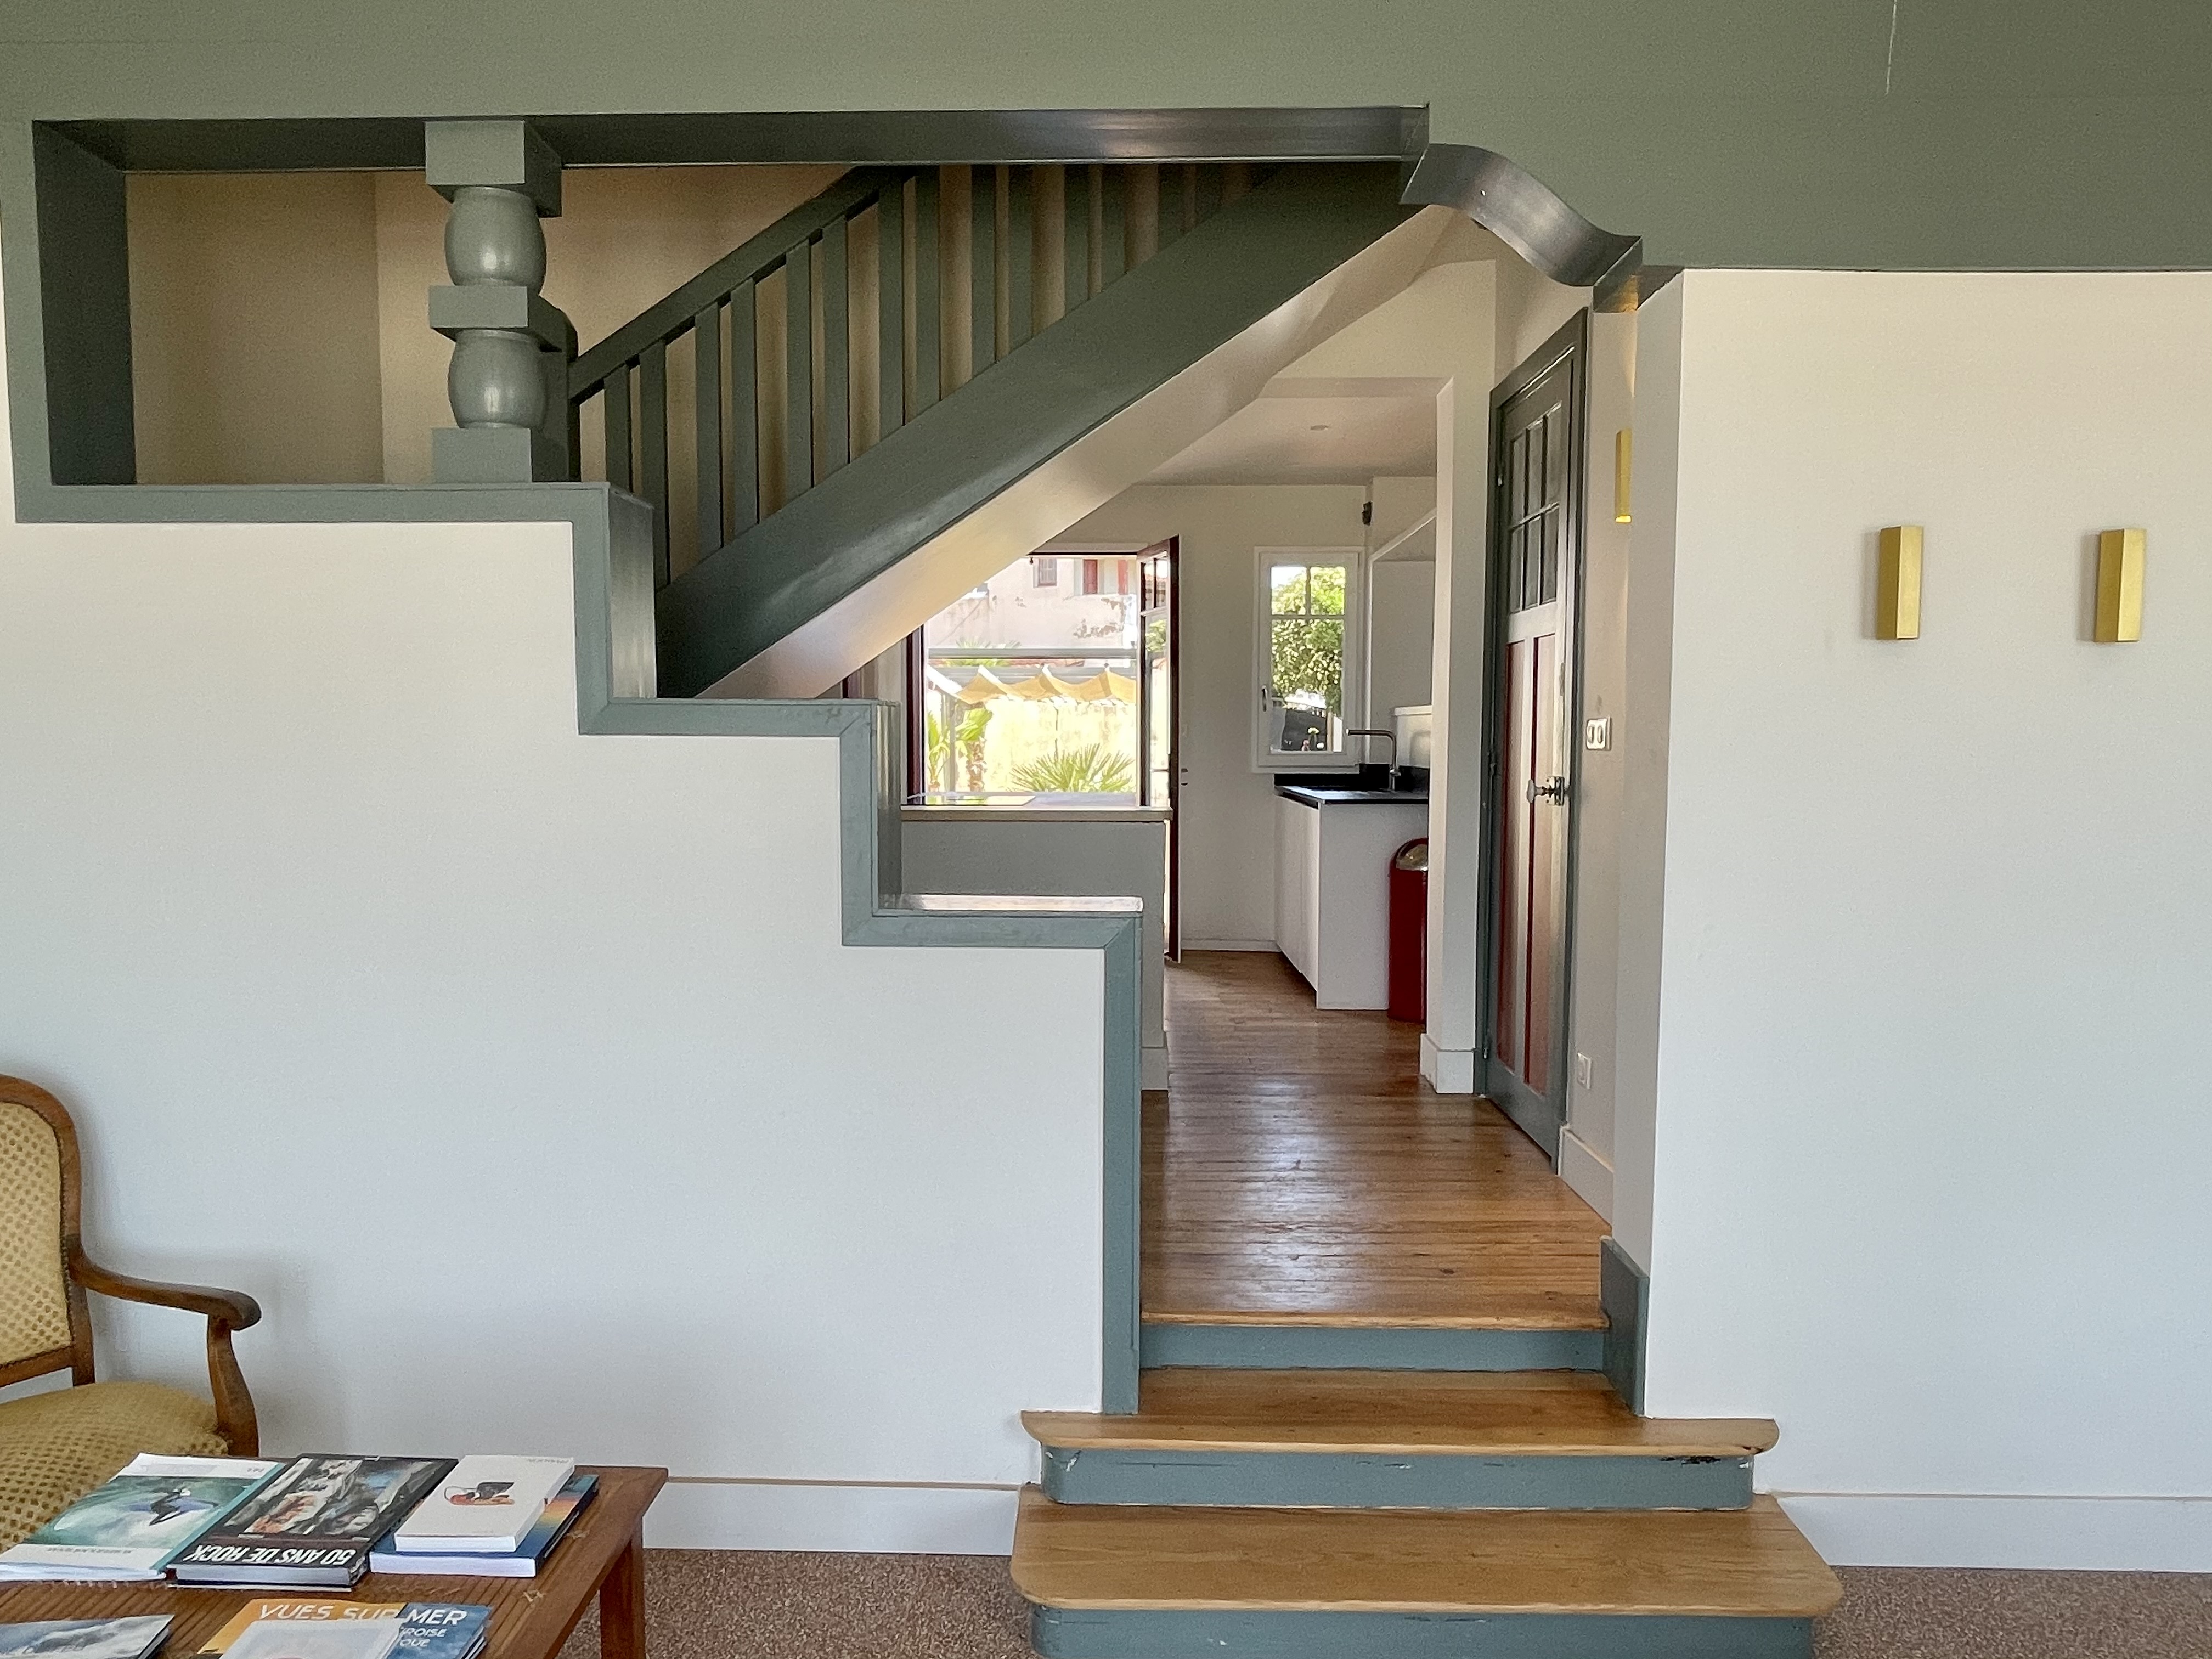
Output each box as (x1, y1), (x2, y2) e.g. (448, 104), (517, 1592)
(2, 2), (2208, 269)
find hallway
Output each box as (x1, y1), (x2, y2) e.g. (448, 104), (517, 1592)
(1142, 950), (1607, 1329)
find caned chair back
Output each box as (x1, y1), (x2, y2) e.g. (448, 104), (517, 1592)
(0, 1081), (87, 1380)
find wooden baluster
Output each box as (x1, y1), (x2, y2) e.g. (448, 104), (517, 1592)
(1099, 165), (1127, 288)
(727, 281), (758, 533)
(877, 182), (905, 441)
(786, 240), (814, 494)
(1006, 165), (1032, 351)
(820, 214), (850, 476)
(604, 366), (633, 494)
(1158, 162), (1185, 251)
(693, 299), (723, 557)
(1192, 163), (1222, 225)
(1222, 161), (1253, 205)
(970, 165), (997, 379)
(912, 170), (941, 414)
(1064, 164), (1091, 315)
(638, 341), (670, 587)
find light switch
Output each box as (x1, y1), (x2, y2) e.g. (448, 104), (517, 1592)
(1584, 718), (1612, 752)
(1574, 1053), (1593, 1090)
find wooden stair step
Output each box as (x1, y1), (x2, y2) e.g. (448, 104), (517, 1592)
(1010, 1488), (1842, 1617)
(1024, 1368), (1776, 1458)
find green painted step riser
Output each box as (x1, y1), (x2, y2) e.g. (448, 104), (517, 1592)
(1039, 1448), (1753, 1511)
(1031, 1609), (1812, 1659)
(1140, 1326), (1606, 1371)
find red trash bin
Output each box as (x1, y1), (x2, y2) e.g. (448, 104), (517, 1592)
(1388, 838), (1429, 1023)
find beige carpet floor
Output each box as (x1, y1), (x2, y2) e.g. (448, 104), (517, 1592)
(554, 1551), (2212, 1659)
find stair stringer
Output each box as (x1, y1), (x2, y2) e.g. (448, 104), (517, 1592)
(701, 204), (1455, 698)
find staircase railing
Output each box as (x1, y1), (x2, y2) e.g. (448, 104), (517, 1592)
(568, 162), (1254, 588)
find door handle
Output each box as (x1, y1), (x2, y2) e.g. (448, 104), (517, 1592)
(1526, 775), (1567, 804)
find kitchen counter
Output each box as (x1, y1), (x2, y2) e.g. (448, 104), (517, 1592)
(1277, 784), (1429, 807)
(1274, 789), (1428, 1011)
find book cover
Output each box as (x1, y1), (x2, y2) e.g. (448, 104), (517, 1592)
(170, 1458), (454, 1583)
(394, 1458), (573, 1553)
(197, 1604), (405, 1658)
(368, 1475), (595, 1579)
(390, 1606), (490, 1659)
(221, 1621), (401, 1659)
(0, 1620), (172, 1659)
(0, 1456), (281, 1579)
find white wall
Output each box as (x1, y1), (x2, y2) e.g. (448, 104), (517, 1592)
(1640, 270), (2212, 1569)
(1062, 485), (1367, 950)
(0, 390), (1107, 1555)
(903, 812), (1167, 1086)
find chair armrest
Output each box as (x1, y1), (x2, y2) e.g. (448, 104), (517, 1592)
(72, 1255), (261, 1328)
(70, 1247), (263, 1455)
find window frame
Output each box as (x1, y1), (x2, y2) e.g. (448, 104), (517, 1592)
(1250, 545), (1367, 772)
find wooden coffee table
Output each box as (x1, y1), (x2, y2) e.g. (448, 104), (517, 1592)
(0, 1467), (667, 1659)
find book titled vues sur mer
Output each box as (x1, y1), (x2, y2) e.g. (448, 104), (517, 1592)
(168, 1458), (454, 1589)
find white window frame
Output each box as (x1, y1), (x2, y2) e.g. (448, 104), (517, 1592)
(1251, 545), (1367, 772)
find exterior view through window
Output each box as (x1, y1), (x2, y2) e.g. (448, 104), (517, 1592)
(919, 552), (1141, 802)
(1262, 556), (1352, 757)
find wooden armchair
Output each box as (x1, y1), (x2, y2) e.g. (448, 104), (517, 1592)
(0, 1075), (262, 1548)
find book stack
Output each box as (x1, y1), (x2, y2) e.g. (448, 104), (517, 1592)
(0, 1620), (172, 1659)
(0, 1454), (592, 1588)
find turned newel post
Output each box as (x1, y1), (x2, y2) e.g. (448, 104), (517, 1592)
(425, 120), (577, 483)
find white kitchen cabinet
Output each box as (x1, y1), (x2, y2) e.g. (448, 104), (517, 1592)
(1273, 790), (1429, 1009)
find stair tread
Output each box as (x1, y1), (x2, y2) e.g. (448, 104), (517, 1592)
(1010, 1489), (1841, 1616)
(1023, 1369), (1778, 1457)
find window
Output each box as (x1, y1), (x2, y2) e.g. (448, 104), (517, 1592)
(1254, 549), (1363, 768)
(916, 546), (1143, 803)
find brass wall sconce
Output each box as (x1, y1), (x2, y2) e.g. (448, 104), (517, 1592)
(1613, 430), (1632, 523)
(1876, 526), (1922, 640)
(2095, 528), (2145, 642)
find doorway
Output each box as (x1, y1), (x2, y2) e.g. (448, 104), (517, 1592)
(1482, 312), (1589, 1159)
(1137, 538), (1181, 959)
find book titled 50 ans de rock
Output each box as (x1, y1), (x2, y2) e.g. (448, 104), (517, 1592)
(168, 1459), (454, 1588)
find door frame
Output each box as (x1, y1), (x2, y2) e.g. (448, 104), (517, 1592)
(1477, 309), (1592, 1160)
(1137, 537), (1182, 960)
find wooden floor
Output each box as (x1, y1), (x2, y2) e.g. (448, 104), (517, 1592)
(1143, 951), (1606, 1328)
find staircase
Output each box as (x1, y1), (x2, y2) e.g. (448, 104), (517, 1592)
(565, 160), (1432, 698)
(1011, 1368), (1841, 1657)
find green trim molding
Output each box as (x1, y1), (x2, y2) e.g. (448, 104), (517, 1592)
(1039, 1446), (1753, 1511)
(1030, 1607), (1813, 1659)
(1141, 1323), (1605, 1372)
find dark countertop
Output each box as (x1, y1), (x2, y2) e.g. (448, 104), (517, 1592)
(1277, 785), (1430, 808)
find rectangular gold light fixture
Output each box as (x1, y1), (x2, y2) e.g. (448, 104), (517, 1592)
(2095, 528), (2145, 642)
(1613, 429), (1632, 523)
(1876, 525), (1922, 640)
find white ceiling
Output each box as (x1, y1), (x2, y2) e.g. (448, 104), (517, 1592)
(1144, 381), (1437, 486)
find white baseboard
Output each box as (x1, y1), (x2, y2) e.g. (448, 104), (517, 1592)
(1420, 1035), (1475, 1093)
(1180, 938), (1276, 952)
(1775, 1491), (2212, 1570)
(1556, 1127), (1614, 1220)
(1141, 1045), (1167, 1090)
(645, 1479), (1019, 1554)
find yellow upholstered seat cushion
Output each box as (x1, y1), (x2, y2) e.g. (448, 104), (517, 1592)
(0, 1380), (227, 1548)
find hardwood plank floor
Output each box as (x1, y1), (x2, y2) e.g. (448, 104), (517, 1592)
(1143, 951), (1606, 1328)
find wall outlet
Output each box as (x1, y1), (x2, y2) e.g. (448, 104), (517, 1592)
(1584, 718), (1612, 751)
(1574, 1052), (1593, 1090)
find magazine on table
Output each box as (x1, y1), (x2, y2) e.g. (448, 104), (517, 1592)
(198, 1605), (487, 1659)
(0, 1457), (281, 1581)
(0, 1620), (172, 1659)
(392, 1458), (573, 1555)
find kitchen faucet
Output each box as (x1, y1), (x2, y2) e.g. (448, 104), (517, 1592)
(1346, 729), (1400, 791)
